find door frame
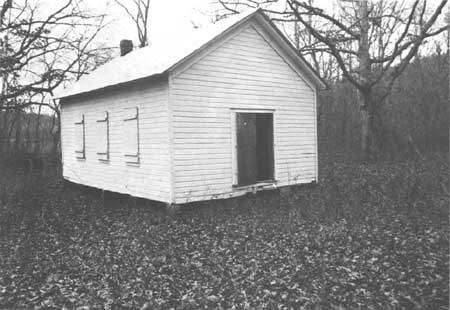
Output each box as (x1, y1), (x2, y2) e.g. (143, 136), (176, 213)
(230, 108), (276, 186)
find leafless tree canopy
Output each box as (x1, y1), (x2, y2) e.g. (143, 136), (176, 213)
(114, 0), (151, 48)
(0, 0), (109, 102)
(216, 0), (448, 158)
(0, 0), (113, 157)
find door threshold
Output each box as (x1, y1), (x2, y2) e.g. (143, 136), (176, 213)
(233, 180), (278, 189)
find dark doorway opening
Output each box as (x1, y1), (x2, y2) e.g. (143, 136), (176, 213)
(236, 113), (274, 186)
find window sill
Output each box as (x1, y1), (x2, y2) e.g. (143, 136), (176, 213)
(125, 161), (140, 166)
(97, 153), (109, 162)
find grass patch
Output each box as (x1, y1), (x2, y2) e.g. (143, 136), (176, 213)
(0, 155), (448, 309)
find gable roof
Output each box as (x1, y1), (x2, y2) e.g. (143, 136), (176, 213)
(55, 9), (325, 99)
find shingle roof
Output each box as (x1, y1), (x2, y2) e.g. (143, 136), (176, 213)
(55, 9), (260, 99)
(55, 8), (326, 99)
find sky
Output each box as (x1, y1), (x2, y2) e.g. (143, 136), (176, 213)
(102, 0), (213, 48)
(91, 0), (335, 51)
(88, 0), (446, 54)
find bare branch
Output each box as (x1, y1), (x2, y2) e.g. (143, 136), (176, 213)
(287, 0), (362, 91)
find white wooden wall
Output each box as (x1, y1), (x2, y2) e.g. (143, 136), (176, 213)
(170, 23), (317, 204)
(61, 78), (171, 202)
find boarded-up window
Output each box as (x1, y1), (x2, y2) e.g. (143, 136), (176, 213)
(74, 114), (85, 159)
(96, 111), (109, 161)
(123, 107), (139, 164)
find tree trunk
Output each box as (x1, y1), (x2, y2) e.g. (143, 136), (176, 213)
(1, 108), (9, 156)
(51, 110), (61, 157)
(357, 0), (372, 157)
(14, 107), (22, 154)
(360, 93), (372, 156)
(35, 103), (42, 154)
(6, 110), (16, 156)
(25, 114), (32, 153)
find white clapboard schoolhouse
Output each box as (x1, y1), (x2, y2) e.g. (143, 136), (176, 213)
(56, 8), (326, 206)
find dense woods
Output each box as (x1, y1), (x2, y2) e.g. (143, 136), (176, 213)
(1, 52), (447, 160)
(0, 0), (112, 159)
(0, 111), (57, 156)
(319, 52), (449, 158)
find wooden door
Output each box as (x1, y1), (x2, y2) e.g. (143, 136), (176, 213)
(237, 113), (257, 185)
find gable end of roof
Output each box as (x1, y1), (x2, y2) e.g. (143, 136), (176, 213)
(253, 12), (327, 90)
(168, 9), (326, 90)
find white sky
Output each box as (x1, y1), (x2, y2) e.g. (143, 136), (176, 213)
(103, 0), (213, 48)
(92, 0), (336, 51)
(89, 0), (445, 54)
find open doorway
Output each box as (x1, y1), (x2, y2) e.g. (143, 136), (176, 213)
(236, 112), (274, 186)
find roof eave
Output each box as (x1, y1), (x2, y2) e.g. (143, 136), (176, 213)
(56, 72), (169, 102)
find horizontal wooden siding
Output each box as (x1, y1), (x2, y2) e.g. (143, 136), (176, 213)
(170, 23), (317, 203)
(61, 79), (171, 202)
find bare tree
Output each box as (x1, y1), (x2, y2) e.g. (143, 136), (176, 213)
(114, 0), (151, 48)
(215, 0), (276, 20)
(287, 0), (448, 157)
(216, 0), (448, 157)
(0, 0), (106, 101)
(0, 0), (111, 157)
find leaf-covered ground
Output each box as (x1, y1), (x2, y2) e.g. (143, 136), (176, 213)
(0, 155), (448, 309)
